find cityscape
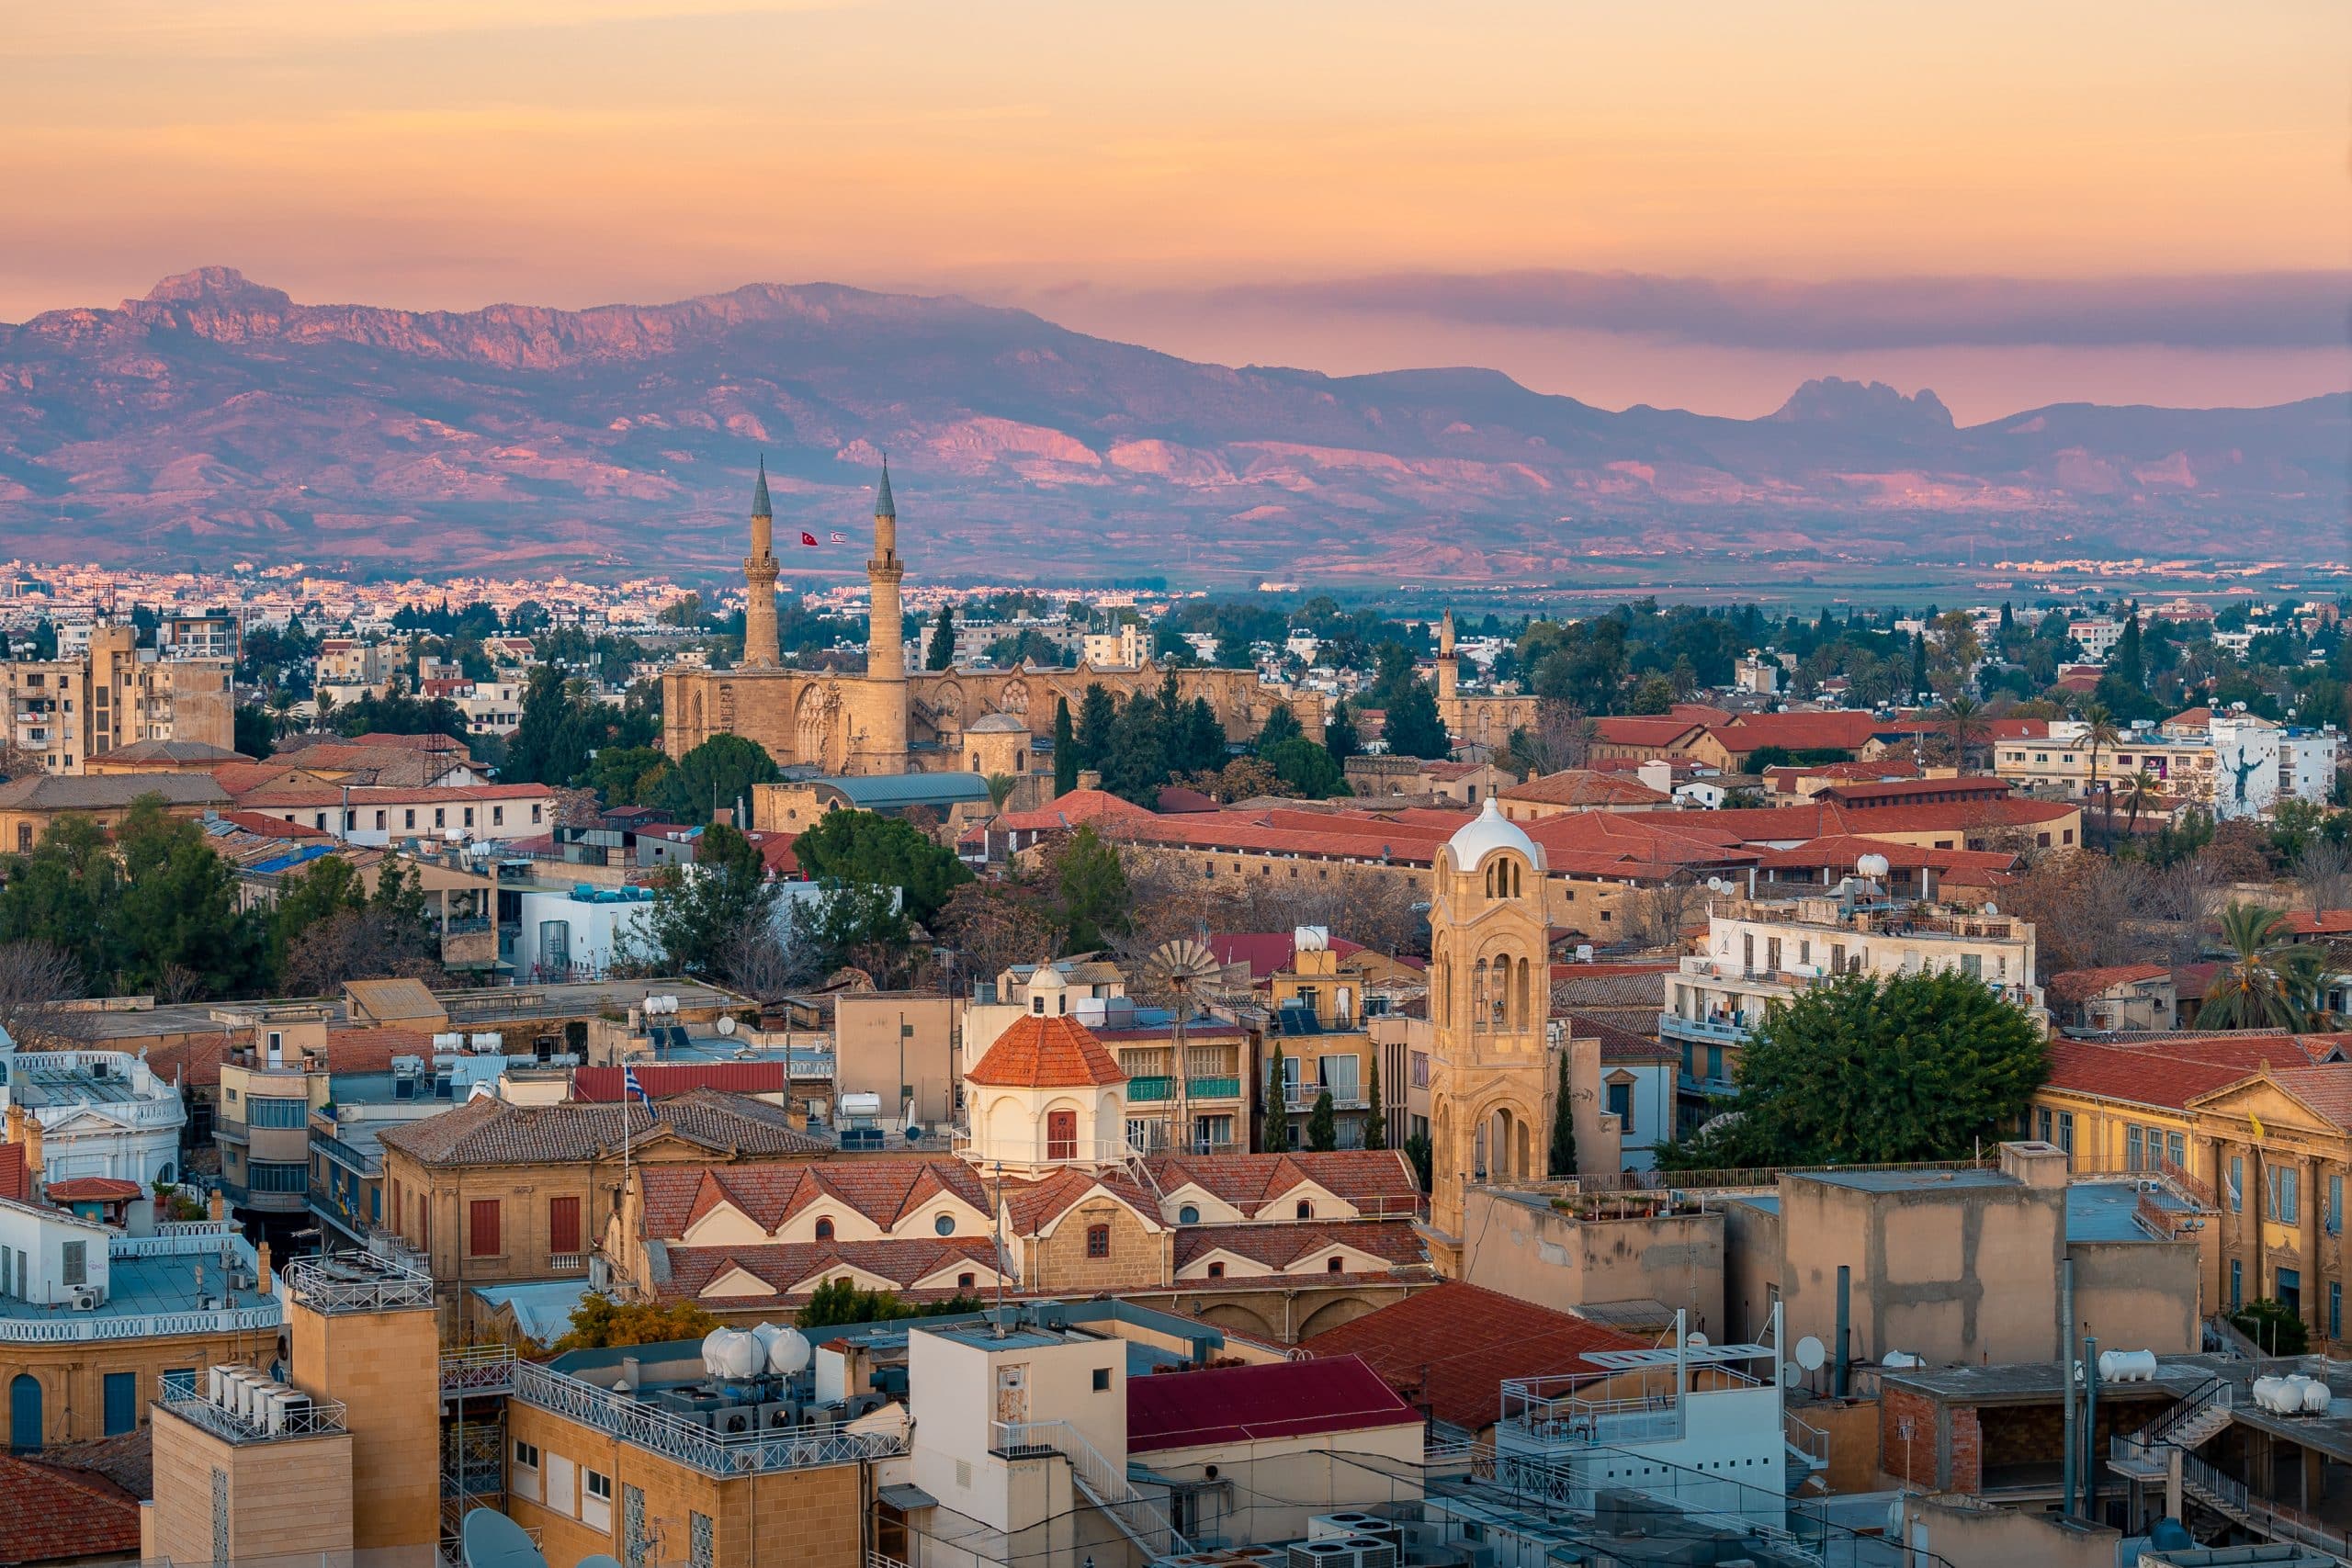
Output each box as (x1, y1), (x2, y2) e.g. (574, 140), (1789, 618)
(0, 5), (2348, 1568)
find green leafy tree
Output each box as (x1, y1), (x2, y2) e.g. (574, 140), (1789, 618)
(1323, 697), (1362, 762)
(111, 800), (268, 998)
(580, 745), (674, 810)
(1052, 696), (1078, 795)
(1046, 825), (1129, 953)
(640, 822), (780, 978)
(658, 734), (780, 826)
(233, 705), (276, 761)
(1654, 969), (2047, 1168)
(793, 809), (971, 924)
(1306, 1088), (1339, 1152)
(1255, 705), (1303, 753)
(1402, 1131), (1432, 1192)
(2232, 1297), (2311, 1357)
(1101, 691), (1170, 805)
(2200, 900), (2330, 1031)
(268, 855), (367, 978)
(1382, 679), (1452, 760)
(925, 605), (957, 671)
(1261, 738), (1348, 799)
(1548, 1049), (1578, 1177)
(1627, 674), (1675, 715)
(796, 1278), (985, 1329)
(1264, 1041), (1291, 1152)
(1363, 1049), (1386, 1151)
(984, 773), (1019, 811)
(549, 1293), (718, 1351)
(1172, 697), (1228, 778)
(1073, 683), (1118, 775)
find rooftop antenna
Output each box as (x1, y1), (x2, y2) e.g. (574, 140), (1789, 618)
(989, 1157), (1011, 1338)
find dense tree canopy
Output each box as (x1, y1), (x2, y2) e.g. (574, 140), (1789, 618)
(792, 809), (971, 924)
(1656, 969), (2048, 1169)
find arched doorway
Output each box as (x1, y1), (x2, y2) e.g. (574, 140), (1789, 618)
(10, 1374), (40, 1450)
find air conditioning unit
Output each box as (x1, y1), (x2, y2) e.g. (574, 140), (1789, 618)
(1290, 1542), (1398, 1568)
(1309, 1515), (1396, 1542)
(69, 1285), (101, 1312)
(206, 1366), (231, 1404)
(711, 1405), (757, 1437)
(846, 1393), (889, 1420)
(266, 1391), (312, 1435)
(758, 1401), (800, 1430)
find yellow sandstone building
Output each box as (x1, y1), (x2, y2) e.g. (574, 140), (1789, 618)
(663, 461), (1321, 775)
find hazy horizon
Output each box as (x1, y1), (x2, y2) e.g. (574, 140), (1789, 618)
(5, 1), (2345, 423)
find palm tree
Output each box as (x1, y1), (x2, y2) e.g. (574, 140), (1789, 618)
(2120, 769), (2160, 839)
(1940, 694), (1983, 773)
(983, 773), (1019, 811)
(2201, 900), (2331, 1031)
(2081, 702), (2122, 847)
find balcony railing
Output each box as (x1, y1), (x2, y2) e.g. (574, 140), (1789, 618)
(0, 1301), (282, 1343)
(1126, 1076), (1242, 1104)
(1657, 1011), (1752, 1045)
(1279, 1083), (1368, 1111)
(548, 1252), (586, 1274)
(1678, 1072), (1740, 1099)
(511, 1358), (906, 1476)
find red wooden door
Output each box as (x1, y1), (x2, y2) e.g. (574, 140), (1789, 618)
(1046, 1110), (1078, 1160)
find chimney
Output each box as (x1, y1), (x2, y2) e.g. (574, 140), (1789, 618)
(255, 1239), (272, 1294)
(713, 806), (734, 829)
(209, 1188), (226, 1224)
(1077, 770), (1102, 792)
(23, 1119), (42, 1183)
(4, 1102), (20, 1147)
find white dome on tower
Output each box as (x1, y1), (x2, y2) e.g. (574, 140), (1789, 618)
(1442, 797), (1546, 874)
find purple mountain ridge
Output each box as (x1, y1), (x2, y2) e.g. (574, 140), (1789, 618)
(0, 268), (2340, 581)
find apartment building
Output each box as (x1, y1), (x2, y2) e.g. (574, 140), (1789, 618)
(2, 625), (233, 773)
(1660, 889), (2044, 1121)
(1265, 936), (1383, 1148)
(1995, 710), (2340, 820)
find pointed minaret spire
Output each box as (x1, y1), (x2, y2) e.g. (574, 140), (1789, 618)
(751, 455), (773, 518)
(874, 455), (896, 519)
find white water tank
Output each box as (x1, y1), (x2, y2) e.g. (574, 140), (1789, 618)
(2098, 1349), (2158, 1382)
(1883, 1350), (1922, 1369)
(767, 1326), (812, 1376)
(702, 1328), (763, 1380)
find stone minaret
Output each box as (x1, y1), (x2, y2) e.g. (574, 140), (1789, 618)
(1437, 607), (1459, 706)
(741, 457), (782, 667)
(863, 459), (910, 763)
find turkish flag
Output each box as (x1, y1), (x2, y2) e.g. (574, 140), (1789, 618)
(800, 532), (820, 547)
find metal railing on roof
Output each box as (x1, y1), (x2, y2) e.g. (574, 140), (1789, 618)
(160, 1388), (349, 1445)
(509, 1359), (905, 1476)
(285, 1252), (435, 1315)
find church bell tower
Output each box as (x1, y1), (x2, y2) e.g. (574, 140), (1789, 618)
(1425, 798), (1552, 1274)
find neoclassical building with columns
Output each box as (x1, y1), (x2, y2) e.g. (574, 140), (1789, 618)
(662, 462), (1323, 775)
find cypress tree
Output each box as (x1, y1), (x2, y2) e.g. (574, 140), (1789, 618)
(1052, 696), (1078, 795)
(1548, 1049), (1578, 1177)
(925, 604), (956, 671)
(1306, 1090), (1338, 1152)
(1074, 682), (1117, 773)
(1363, 1049), (1386, 1151)
(1909, 630), (1928, 702)
(2117, 605), (2145, 689)
(1264, 1041), (1291, 1152)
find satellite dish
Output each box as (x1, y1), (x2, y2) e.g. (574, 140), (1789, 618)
(1705, 876), (1728, 893)
(1856, 852), (1891, 879)
(1685, 1331), (1709, 1348)
(1781, 1361), (1803, 1388)
(716, 1015), (738, 1036)
(461, 1507), (548, 1568)
(1795, 1335), (1827, 1371)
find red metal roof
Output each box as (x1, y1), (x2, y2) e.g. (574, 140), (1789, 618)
(1302, 1281), (1647, 1433)
(574, 1063), (788, 1101)
(1125, 1355), (1418, 1454)
(1206, 931), (1370, 982)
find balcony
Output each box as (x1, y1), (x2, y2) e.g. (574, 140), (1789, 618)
(1128, 1076), (1242, 1104)
(1679, 1072), (1740, 1098)
(1657, 1011), (1751, 1046)
(1278, 1083), (1369, 1113)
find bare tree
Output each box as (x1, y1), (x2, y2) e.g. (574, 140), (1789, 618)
(718, 915), (822, 1005)
(1511, 699), (1596, 777)
(933, 879), (1058, 990)
(1617, 881), (1704, 953)
(0, 942), (93, 1050)
(2297, 840), (2352, 918)
(279, 910), (444, 996)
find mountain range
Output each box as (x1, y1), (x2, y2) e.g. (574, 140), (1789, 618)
(0, 266), (2341, 584)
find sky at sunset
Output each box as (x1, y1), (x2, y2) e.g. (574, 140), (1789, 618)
(5, 0), (2346, 419)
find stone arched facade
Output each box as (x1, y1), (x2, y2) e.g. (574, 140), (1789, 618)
(1426, 803), (1553, 1273)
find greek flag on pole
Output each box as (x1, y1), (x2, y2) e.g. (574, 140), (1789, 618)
(624, 1065), (652, 1106)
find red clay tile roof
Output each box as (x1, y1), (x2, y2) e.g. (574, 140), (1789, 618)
(656, 1237), (1001, 1303)
(965, 1013), (1126, 1089)
(378, 1088), (828, 1166)
(232, 782), (551, 809)
(0, 1145), (26, 1206)
(0, 1450), (141, 1563)
(1712, 711), (1886, 752)
(1301, 1281), (1647, 1432)
(640, 1159), (990, 1239)
(2044, 1040), (2247, 1110)
(995, 789), (1157, 833)
(1816, 777), (2018, 807)
(1174, 1218), (1427, 1271)
(1001, 1166), (1161, 1235)
(1500, 771), (1673, 808)
(1126, 1356), (1417, 1454)
(2048, 964), (2174, 1004)
(215, 810), (330, 839)
(1564, 1014), (1678, 1063)
(1145, 1150), (1422, 1217)
(43, 1178), (145, 1201)
(574, 1063), (788, 1101)
(2256, 1066), (2352, 1130)
(2286, 911), (2352, 938)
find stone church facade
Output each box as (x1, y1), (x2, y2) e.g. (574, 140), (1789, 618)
(662, 464), (1324, 774)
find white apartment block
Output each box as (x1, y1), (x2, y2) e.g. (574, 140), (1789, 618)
(1995, 713), (2339, 820)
